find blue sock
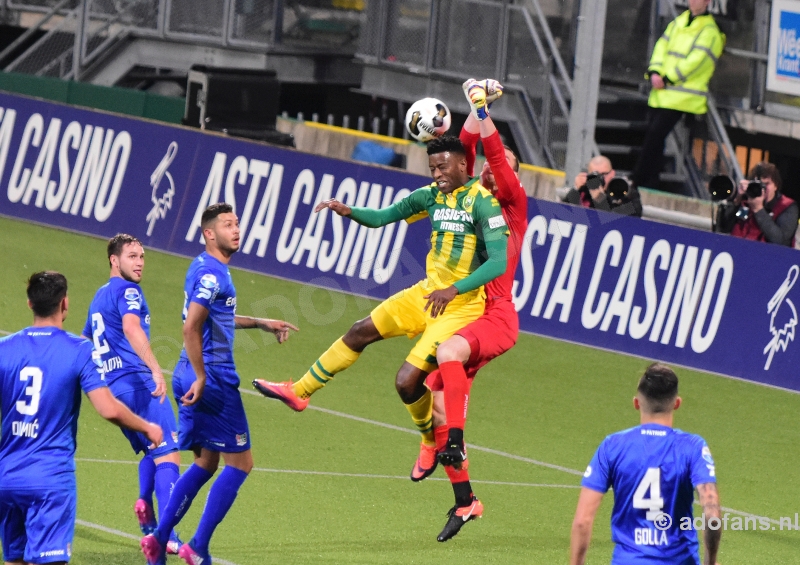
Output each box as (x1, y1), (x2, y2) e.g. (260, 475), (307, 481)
(138, 455), (156, 505)
(192, 466), (248, 554)
(155, 464), (213, 544)
(154, 461), (180, 523)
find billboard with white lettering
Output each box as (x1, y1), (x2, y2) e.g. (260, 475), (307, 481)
(0, 92), (798, 392)
(768, 0), (800, 96)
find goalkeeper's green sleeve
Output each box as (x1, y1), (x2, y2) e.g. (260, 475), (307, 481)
(453, 237), (508, 294)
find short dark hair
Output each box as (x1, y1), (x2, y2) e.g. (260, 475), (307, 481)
(201, 203), (234, 228)
(750, 162), (782, 192)
(503, 144), (520, 172)
(107, 233), (142, 266)
(637, 363), (679, 414)
(426, 135), (465, 157)
(27, 271), (67, 318)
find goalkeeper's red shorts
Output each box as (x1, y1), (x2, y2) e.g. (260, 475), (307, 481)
(426, 298), (519, 391)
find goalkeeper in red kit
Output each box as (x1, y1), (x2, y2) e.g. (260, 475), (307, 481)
(420, 79), (529, 542)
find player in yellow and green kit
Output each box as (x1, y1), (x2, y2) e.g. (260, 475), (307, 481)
(253, 135), (508, 480)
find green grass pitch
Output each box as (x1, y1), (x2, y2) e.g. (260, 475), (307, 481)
(0, 215), (799, 564)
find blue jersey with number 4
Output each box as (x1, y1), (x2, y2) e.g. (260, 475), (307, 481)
(83, 277), (152, 389)
(179, 252), (237, 372)
(0, 328), (105, 491)
(582, 423), (716, 565)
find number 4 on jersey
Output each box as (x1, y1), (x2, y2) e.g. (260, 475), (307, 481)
(633, 467), (665, 521)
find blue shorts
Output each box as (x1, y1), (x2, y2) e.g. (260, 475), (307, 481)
(0, 488), (75, 564)
(172, 358), (251, 453)
(110, 376), (179, 458)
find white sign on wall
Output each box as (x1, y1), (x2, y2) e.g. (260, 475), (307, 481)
(767, 0), (800, 96)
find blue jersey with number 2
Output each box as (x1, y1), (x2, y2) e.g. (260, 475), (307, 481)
(0, 328), (105, 491)
(83, 277), (151, 389)
(581, 423), (716, 565)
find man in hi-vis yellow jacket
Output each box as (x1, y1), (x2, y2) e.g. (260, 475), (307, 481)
(632, 0), (725, 193)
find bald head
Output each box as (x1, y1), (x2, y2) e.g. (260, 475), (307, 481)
(586, 155), (615, 189)
(587, 156), (613, 173)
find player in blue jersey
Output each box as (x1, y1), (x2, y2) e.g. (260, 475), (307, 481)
(0, 271), (163, 565)
(570, 363), (722, 565)
(141, 203), (298, 565)
(82, 234), (182, 552)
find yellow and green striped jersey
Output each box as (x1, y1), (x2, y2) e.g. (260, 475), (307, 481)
(396, 177), (509, 298)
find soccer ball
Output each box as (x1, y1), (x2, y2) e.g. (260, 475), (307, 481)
(405, 97), (451, 142)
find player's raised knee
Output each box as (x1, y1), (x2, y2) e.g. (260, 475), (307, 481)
(436, 334), (471, 364)
(343, 316), (382, 351)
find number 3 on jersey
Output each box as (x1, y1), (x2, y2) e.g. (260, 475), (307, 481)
(16, 367), (42, 416)
(633, 467), (665, 520)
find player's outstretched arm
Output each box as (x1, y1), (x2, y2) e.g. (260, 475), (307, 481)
(460, 109), (480, 176)
(481, 127), (522, 206)
(234, 315), (299, 344)
(122, 313), (166, 403)
(697, 482), (722, 565)
(182, 301), (209, 406)
(569, 487), (604, 565)
(316, 188), (429, 229)
(87, 387), (163, 448)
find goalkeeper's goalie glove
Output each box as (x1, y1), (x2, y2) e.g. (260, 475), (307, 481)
(481, 79), (504, 105)
(462, 78), (504, 120)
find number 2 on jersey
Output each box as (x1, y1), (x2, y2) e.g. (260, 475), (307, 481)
(91, 312), (110, 355)
(633, 467), (665, 520)
(16, 367), (42, 416)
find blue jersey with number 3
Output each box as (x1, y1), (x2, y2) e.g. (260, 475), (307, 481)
(581, 423), (716, 565)
(83, 277), (151, 389)
(179, 252), (237, 373)
(0, 328), (106, 491)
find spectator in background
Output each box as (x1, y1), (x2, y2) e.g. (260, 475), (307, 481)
(563, 155), (642, 217)
(631, 0), (725, 192)
(717, 162), (798, 247)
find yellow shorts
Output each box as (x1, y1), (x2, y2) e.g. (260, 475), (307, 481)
(370, 281), (485, 373)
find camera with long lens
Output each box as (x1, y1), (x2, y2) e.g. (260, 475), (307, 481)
(606, 177), (632, 203)
(581, 172), (605, 193)
(709, 175), (735, 202)
(709, 175), (765, 226)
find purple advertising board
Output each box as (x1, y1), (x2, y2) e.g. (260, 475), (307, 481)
(0, 92), (797, 392)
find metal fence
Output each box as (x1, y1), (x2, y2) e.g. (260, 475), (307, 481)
(0, 0), (757, 182)
(3, 0), (369, 55)
(356, 0), (573, 170)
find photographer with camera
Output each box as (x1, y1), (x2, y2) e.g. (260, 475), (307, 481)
(563, 156), (642, 217)
(717, 162), (798, 246)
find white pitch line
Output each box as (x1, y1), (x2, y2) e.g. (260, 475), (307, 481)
(241, 387), (585, 476)
(240, 390), (798, 527)
(74, 519), (241, 565)
(247, 467), (580, 489)
(0, 330), (787, 529)
(75, 458), (578, 489)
